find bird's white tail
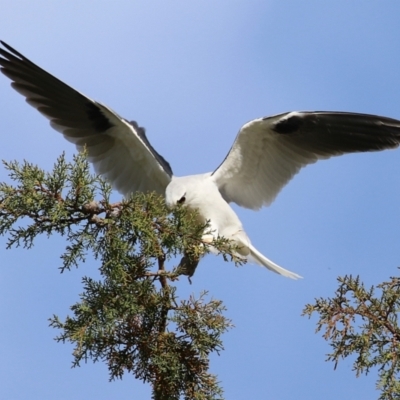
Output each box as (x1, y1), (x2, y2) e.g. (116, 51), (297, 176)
(249, 244), (302, 280)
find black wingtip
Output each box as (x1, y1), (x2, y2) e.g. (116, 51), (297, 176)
(0, 41), (31, 62)
(1, 41), (17, 54)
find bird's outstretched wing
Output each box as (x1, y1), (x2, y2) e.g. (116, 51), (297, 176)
(212, 111), (400, 209)
(0, 41), (172, 196)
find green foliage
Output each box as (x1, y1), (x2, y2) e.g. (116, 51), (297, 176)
(0, 152), (240, 399)
(303, 274), (400, 400)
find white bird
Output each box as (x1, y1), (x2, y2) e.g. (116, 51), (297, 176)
(1, 41), (400, 280)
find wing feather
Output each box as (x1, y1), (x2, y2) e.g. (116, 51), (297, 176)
(0, 41), (172, 197)
(212, 111), (400, 209)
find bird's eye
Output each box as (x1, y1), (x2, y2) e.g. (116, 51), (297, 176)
(177, 195), (186, 204)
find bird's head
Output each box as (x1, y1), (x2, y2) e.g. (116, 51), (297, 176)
(165, 174), (213, 211)
(165, 178), (188, 209)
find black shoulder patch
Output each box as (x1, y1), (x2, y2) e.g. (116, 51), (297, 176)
(129, 120), (146, 137)
(127, 120), (173, 177)
(272, 114), (304, 134)
(85, 102), (114, 132)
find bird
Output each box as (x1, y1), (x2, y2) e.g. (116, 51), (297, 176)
(1, 41), (400, 280)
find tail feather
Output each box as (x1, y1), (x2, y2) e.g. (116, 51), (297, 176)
(248, 244), (302, 280)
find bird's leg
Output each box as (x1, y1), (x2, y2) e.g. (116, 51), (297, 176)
(201, 221), (218, 244)
(201, 233), (214, 244)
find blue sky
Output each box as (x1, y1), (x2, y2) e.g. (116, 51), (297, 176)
(1, 1), (400, 399)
